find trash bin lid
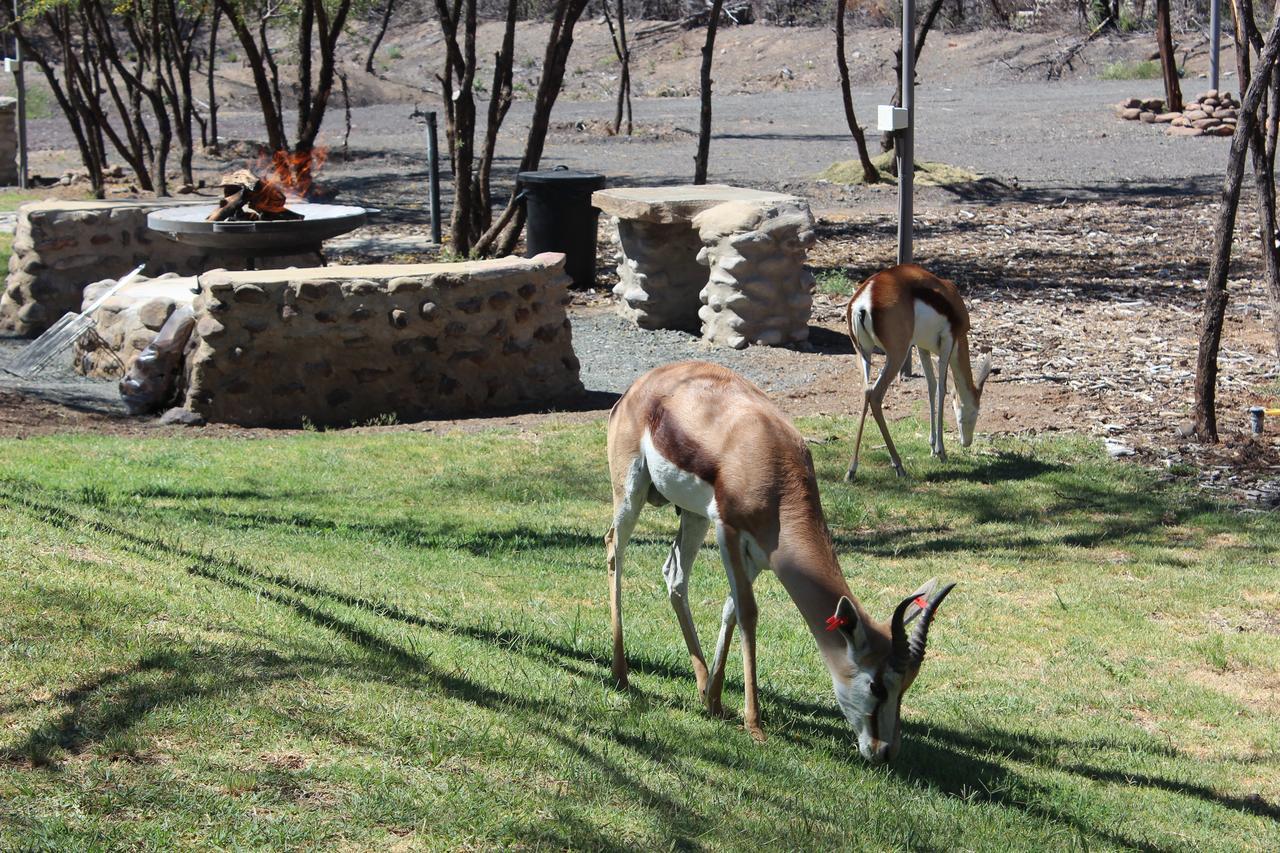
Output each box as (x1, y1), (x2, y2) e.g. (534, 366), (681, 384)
(517, 168), (607, 189)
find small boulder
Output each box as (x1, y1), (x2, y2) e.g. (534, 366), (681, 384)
(1121, 107), (1142, 120)
(1141, 98), (1164, 111)
(1123, 97), (1143, 109)
(1140, 111), (1157, 123)
(159, 407), (205, 426)
(1154, 112), (1180, 123)
(1168, 126), (1204, 137)
(1211, 124), (1235, 136)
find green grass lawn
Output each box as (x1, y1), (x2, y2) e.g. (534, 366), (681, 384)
(1, 419), (1277, 849)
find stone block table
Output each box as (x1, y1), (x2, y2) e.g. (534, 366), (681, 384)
(593, 185), (816, 349)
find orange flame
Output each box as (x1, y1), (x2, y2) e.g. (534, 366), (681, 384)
(255, 146), (329, 206)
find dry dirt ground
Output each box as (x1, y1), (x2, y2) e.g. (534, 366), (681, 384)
(4, 193), (1278, 503)
(0, 23), (1275, 506)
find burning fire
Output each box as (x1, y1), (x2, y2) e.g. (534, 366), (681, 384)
(259, 146), (329, 203)
(209, 146), (330, 223)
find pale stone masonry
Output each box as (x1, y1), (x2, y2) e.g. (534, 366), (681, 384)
(0, 199), (316, 337)
(0, 97), (16, 186)
(593, 185), (816, 349)
(74, 275), (197, 378)
(178, 254), (583, 427)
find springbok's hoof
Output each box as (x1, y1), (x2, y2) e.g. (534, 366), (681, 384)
(746, 723), (767, 743)
(843, 466), (857, 482)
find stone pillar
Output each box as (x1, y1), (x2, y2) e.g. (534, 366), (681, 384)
(0, 98), (16, 186)
(693, 199), (816, 350)
(611, 218), (707, 332)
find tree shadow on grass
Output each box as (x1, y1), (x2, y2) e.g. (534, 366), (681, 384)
(901, 721), (1280, 828)
(921, 450), (1063, 484)
(4, 480), (1271, 845)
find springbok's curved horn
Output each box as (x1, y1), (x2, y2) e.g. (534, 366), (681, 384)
(908, 583), (957, 666)
(887, 593), (917, 672)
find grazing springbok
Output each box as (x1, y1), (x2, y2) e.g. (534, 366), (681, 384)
(844, 264), (993, 480)
(606, 361), (955, 762)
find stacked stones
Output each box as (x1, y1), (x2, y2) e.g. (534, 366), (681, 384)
(0, 200), (318, 337)
(1114, 90), (1240, 138)
(73, 275), (196, 378)
(594, 185), (818, 349)
(693, 199), (816, 349)
(178, 254), (583, 427)
(613, 219), (707, 333)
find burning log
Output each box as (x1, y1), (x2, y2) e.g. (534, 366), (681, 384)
(208, 168), (304, 222)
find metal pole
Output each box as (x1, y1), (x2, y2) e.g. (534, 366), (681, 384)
(425, 111), (441, 245)
(1210, 0), (1220, 93)
(898, 0), (914, 266)
(13, 0), (27, 189)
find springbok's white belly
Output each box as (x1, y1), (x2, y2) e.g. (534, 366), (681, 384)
(640, 430), (719, 520)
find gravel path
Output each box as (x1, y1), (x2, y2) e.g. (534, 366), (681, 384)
(571, 307), (846, 397)
(24, 79), (1225, 210)
(0, 336), (126, 415)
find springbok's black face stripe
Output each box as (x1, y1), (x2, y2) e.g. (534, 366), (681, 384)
(868, 665), (889, 743)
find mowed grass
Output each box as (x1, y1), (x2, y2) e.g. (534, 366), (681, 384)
(1, 420), (1277, 849)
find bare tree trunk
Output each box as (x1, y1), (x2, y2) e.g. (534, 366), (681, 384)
(1155, 0), (1183, 112)
(881, 0), (946, 161)
(1194, 15), (1280, 441)
(207, 6), (221, 149)
(602, 0), (632, 135)
(836, 0), (879, 183)
(694, 0), (725, 184)
(366, 0), (397, 74)
(475, 0), (518, 234)
(475, 0), (592, 257)
(214, 0), (288, 152)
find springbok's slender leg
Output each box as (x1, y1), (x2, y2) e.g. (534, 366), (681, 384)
(845, 348), (876, 482)
(714, 523), (765, 741)
(662, 510), (712, 697)
(918, 349), (938, 456)
(867, 347), (913, 478)
(607, 458), (651, 688)
(934, 340), (954, 462)
(706, 595), (736, 718)
(732, 569), (763, 741)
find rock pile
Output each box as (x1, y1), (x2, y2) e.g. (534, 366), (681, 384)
(1114, 90), (1240, 138)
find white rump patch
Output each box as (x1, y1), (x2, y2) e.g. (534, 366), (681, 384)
(640, 430), (719, 521)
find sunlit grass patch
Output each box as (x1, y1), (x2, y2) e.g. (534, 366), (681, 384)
(0, 421), (1277, 848)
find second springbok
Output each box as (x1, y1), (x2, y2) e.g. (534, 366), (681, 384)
(844, 263), (993, 479)
(606, 361), (955, 763)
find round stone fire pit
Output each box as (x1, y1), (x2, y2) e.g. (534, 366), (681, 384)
(147, 203), (368, 255)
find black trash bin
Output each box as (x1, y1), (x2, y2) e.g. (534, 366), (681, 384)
(518, 168), (607, 289)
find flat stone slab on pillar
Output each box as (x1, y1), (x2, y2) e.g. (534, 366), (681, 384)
(593, 185), (816, 349)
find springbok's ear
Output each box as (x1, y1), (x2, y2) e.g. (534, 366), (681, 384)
(829, 596), (873, 657)
(975, 355), (994, 392)
(902, 578), (939, 626)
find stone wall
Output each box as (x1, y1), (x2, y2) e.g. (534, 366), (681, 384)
(74, 275), (197, 379)
(0, 97), (16, 186)
(180, 254), (583, 426)
(0, 200), (317, 337)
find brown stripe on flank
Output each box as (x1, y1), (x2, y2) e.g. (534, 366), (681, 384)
(911, 285), (961, 329)
(646, 401), (720, 485)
